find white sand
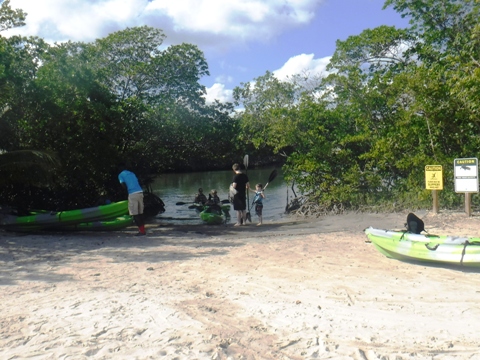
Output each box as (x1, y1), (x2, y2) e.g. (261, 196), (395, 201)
(2, 211), (480, 359)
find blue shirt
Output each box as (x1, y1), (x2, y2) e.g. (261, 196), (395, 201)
(253, 191), (264, 205)
(118, 170), (142, 194)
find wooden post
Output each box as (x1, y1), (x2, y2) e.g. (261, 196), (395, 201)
(465, 192), (472, 217)
(425, 165), (443, 214)
(432, 190), (439, 214)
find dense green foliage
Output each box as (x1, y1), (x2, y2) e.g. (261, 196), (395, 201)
(0, 3), (249, 210)
(234, 0), (480, 212)
(1, 0), (479, 213)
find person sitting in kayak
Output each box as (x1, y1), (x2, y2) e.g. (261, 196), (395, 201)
(207, 189), (221, 205)
(194, 188), (207, 205)
(204, 189), (222, 214)
(250, 183), (266, 226)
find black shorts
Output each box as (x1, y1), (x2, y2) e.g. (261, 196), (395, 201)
(255, 204), (263, 216)
(233, 194), (246, 210)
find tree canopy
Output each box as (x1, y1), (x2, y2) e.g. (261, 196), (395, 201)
(0, 2), (245, 210)
(234, 0), (480, 213)
(1, 0), (479, 214)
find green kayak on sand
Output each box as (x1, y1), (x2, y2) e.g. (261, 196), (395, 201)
(0, 201), (129, 232)
(67, 215), (134, 232)
(365, 227), (474, 245)
(365, 227), (480, 267)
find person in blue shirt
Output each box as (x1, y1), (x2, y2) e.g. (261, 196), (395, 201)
(118, 163), (146, 236)
(250, 183), (266, 226)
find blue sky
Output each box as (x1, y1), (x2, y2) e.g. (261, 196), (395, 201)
(4, 0), (409, 103)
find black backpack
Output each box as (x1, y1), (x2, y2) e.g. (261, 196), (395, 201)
(406, 213), (425, 234)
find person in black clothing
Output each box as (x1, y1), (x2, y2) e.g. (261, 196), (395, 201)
(231, 163), (249, 226)
(194, 188), (207, 205)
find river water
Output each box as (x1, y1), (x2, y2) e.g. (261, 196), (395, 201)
(150, 167), (299, 225)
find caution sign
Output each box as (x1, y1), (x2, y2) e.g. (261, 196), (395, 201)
(425, 165), (443, 190)
(454, 158), (479, 193)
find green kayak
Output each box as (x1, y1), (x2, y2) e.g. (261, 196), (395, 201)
(365, 227), (480, 267)
(365, 227), (472, 245)
(198, 204), (231, 225)
(0, 201), (129, 231)
(68, 215), (134, 231)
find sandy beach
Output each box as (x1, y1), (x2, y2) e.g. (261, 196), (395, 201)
(2, 210), (480, 359)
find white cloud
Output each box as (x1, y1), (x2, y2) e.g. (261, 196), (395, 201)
(5, 0), (323, 45)
(204, 83), (233, 104)
(5, 0), (146, 42)
(273, 53), (331, 81)
(146, 0), (319, 41)
(206, 54), (332, 104)
(5, 1), (331, 105)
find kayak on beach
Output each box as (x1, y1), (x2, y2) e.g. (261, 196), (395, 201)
(0, 201), (129, 232)
(66, 215), (134, 232)
(365, 226), (480, 267)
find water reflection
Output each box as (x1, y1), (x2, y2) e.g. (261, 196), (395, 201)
(150, 168), (298, 225)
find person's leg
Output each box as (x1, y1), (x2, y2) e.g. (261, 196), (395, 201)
(240, 195), (247, 225)
(241, 210), (247, 225)
(130, 193), (146, 235)
(134, 214), (145, 234)
(233, 195), (243, 226)
(256, 204), (263, 225)
(235, 210), (242, 226)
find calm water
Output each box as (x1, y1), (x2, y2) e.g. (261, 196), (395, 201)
(150, 168), (299, 225)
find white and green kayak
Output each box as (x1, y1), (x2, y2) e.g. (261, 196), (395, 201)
(365, 227), (480, 267)
(0, 201), (129, 232)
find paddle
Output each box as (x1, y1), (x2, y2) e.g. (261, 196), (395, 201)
(249, 169), (278, 212)
(176, 199), (230, 206)
(263, 169), (278, 190)
(244, 155), (252, 223)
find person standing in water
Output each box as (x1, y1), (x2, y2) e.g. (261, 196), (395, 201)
(118, 163), (146, 236)
(231, 163), (249, 226)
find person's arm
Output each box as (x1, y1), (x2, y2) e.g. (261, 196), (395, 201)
(118, 171), (128, 193)
(232, 172), (242, 189)
(118, 180), (128, 200)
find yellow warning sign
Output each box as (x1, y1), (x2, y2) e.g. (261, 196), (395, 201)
(425, 165), (443, 190)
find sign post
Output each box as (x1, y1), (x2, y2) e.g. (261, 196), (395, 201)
(454, 158), (479, 217)
(425, 165), (443, 214)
